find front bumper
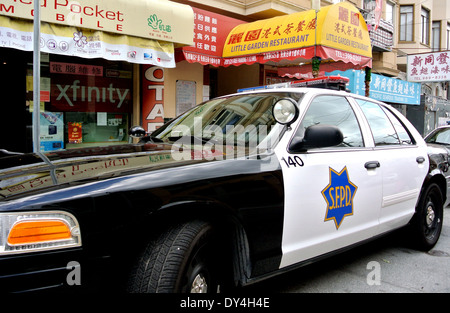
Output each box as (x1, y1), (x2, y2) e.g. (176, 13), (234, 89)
(0, 248), (85, 292)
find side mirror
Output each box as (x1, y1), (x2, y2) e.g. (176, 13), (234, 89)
(129, 126), (146, 138)
(289, 124), (344, 152)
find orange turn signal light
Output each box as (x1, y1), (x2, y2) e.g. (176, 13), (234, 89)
(7, 220), (72, 246)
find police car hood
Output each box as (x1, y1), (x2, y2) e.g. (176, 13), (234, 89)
(0, 142), (278, 205)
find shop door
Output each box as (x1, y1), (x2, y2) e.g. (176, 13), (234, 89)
(0, 48), (29, 153)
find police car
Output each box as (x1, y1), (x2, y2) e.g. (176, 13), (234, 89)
(0, 77), (448, 293)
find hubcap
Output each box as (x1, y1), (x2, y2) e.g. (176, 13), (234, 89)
(426, 205), (435, 227)
(190, 273), (208, 293)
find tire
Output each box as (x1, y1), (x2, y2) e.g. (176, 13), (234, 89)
(409, 183), (444, 251)
(128, 220), (220, 293)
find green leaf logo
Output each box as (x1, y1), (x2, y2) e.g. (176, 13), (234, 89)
(148, 14), (162, 30)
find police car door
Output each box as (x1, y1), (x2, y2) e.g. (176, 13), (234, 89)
(354, 98), (429, 233)
(274, 94), (382, 268)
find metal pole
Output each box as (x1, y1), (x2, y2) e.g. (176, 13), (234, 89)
(32, 0), (41, 153)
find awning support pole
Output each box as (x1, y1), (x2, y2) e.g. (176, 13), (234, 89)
(32, 0), (41, 153)
(365, 67), (371, 97)
(31, 0), (57, 183)
(312, 10), (320, 78)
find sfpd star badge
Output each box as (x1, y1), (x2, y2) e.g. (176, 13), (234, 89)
(321, 166), (357, 229)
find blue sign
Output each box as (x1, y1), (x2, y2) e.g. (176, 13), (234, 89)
(326, 70), (421, 105)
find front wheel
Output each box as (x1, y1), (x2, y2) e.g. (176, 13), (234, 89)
(409, 183), (444, 251)
(128, 220), (221, 293)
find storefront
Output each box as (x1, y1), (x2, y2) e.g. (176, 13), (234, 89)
(156, 1), (374, 132)
(0, 0), (194, 153)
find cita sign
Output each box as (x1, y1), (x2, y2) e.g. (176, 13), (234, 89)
(407, 51), (450, 82)
(142, 65), (165, 133)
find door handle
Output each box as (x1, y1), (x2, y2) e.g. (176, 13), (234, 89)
(416, 156), (426, 164)
(365, 161), (380, 169)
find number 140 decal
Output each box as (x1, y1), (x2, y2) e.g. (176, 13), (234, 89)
(281, 156), (304, 168)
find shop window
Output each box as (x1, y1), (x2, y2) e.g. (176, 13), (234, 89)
(27, 56), (133, 152)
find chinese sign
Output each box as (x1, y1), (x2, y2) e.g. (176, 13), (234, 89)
(222, 2), (372, 68)
(179, 8), (243, 67)
(327, 70), (421, 105)
(222, 8), (317, 64)
(407, 51), (450, 82)
(50, 62), (103, 76)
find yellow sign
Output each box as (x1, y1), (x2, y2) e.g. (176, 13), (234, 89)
(317, 2), (371, 58)
(223, 9), (316, 57)
(0, 0), (194, 46)
(222, 2), (371, 66)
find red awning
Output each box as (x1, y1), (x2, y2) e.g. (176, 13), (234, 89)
(278, 58), (371, 80)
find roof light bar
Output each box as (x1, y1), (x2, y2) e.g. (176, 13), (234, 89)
(238, 76), (350, 92)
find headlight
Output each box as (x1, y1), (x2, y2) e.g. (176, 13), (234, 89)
(0, 211), (81, 255)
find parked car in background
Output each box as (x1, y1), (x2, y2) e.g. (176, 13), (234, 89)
(0, 77), (448, 293)
(425, 125), (450, 152)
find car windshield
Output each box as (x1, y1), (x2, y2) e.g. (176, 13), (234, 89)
(426, 128), (450, 145)
(149, 92), (303, 150)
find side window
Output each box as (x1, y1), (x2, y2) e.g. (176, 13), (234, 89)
(295, 95), (364, 147)
(382, 107), (414, 144)
(356, 99), (413, 145)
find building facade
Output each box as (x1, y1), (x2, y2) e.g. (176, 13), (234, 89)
(1, 0), (449, 153)
(171, 0), (450, 135)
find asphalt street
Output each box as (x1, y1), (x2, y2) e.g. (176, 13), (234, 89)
(243, 207), (450, 293)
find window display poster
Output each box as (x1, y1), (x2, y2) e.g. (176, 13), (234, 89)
(68, 122), (83, 144)
(176, 80), (196, 116)
(39, 112), (64, 152)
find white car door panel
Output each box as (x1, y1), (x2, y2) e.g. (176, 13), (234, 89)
(276, 149), (382, 268)
(355, 99), (429, 233)
(276, 94), (383, 268)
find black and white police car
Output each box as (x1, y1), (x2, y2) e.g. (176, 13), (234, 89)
(0, 77), (448, 293)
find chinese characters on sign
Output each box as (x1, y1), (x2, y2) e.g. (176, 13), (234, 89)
(222, 2), (372, 68)
(50, 62), (103, 76)
(180, 8), (243, 66)
(223, 9), (316, 61)
(407, 51), (450, 82)
(327, 70), (421, 105)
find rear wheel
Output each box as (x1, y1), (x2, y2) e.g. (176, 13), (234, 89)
(128, 220), (220, 293)
(409, 183), (444, 251)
